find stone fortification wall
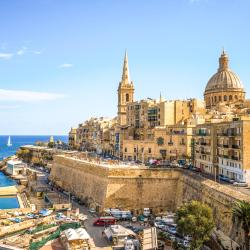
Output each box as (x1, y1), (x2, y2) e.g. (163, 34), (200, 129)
(179, 171), (250, 242)
(50, 155), (250, 244)
(50, 156), (182, 213)
(50, 156), (109, 209)
(105, 168), (182, 213)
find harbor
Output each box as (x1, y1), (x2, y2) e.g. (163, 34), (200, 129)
(0, 172), (20, 209)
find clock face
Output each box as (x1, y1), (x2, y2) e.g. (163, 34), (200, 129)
(157, 137), (164, 146)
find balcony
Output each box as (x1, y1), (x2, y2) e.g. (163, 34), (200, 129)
(232, 156), (240, 161)
(197, 131), (209, 136)
(200, 142), (207, 146)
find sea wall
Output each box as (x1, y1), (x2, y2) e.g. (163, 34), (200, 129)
(50, 155), (249, 244)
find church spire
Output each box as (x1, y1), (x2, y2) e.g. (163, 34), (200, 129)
(121, 50), (131, 84)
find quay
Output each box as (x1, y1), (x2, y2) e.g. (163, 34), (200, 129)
(0, 186), (17, 196)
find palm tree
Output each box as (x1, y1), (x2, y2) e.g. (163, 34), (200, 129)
(232, 200), (250, 250)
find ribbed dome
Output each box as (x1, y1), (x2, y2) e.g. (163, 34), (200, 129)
(205, 51), (244, 93)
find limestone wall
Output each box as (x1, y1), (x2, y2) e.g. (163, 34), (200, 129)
(105, 168), (181, 213)
(50, 156), (109, 209)
(179, 171), (250, 243)
(50, 155), (250, 244)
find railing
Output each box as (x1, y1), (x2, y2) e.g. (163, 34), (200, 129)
(232, 156), (240, 161)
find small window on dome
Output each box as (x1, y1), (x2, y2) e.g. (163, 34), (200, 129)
(224, 95), (227, 101)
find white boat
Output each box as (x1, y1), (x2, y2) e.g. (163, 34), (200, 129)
(7, 136), (12, 147)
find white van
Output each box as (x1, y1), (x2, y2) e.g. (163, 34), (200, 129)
(143, 208), (150, 217)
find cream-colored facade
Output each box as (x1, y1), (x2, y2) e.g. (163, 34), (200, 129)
(194, 123), (217, 175)
(69, 128), (77, 149)
(194, 117), (250, 182)
(123, 124), (194, 162)
(216, 117), (250, 182)
(75, 117), (115, 153)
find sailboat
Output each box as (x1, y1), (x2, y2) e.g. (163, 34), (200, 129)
(7, 136), (12, 147)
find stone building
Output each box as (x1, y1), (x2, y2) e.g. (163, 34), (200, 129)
(193, 116), (250, 182)
(194, 123), (217, 175)
(204, 50), (245, 108)
(216, 116), (250, 182)
(123, 124), (194, 162)
(75, 117), (115, 152)
(69, 128), (77, 149)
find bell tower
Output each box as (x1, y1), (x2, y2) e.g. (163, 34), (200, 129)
(118, 51), (134, 126)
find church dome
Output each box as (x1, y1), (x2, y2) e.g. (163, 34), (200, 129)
(205, 51), (244, 94)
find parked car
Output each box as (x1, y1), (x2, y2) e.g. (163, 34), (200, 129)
(218, 174), (230, 182)
(88, 208), (96, 214)
(167, 226), (177, 235)
(233, 181), (248, 187)
(154, 221), (165, 229)
(93, 216), (116, 226)
(143, 208), (150, 217)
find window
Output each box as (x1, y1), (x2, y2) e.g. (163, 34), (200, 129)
(148, 148), (152, 153)
(126, 93), (129, 102)
(124, 147), (127, 153)
(219, 96), (222, 101)
(134, 147), (137, 153)
(214, 96), (217, 102)
(229, 95), (232, 101)
(224, 95), (227, 101)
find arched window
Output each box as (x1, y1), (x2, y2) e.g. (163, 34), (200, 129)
(224, 95), (227, 101)
(219, 96), (222, 101)
(214, 96), (217, 102)
(229, 95), (232, 101)
(126, 93), (129, 102)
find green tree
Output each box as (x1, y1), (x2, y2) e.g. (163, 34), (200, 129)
(176, 200), (215, 250)
(48, 141), (54, 148)
(16, 149), (31, 162)
(232, 200), (250, 250)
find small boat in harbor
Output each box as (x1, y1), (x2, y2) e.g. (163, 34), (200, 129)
(7, 136), (12, 147)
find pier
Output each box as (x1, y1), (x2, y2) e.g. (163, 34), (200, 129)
(0, 186), (17, 196)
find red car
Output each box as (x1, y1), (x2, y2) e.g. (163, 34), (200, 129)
(93, 217), (116, 226)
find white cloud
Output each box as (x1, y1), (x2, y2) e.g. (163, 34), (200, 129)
(0, 53), (13, 60)
(59, 63), (73, 68)
(0, 89), (65, 102)
(17, 47), (27, 56)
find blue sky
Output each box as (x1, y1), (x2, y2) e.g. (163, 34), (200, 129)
(0, 0), (249, 135)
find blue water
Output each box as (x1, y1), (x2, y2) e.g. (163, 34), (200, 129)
(0, 135), (68, 160)
(0, 172), (16, 187)
(0, 196), (20, 209)
(0, 135), (67, 209)
(0, 172), (19, 209)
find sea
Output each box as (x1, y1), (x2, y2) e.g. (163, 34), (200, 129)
(0, 135), (68, 161)
(0, 135), (67, 209)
